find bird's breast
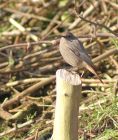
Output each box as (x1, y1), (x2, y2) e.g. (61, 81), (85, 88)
(59, 37), (82, 67)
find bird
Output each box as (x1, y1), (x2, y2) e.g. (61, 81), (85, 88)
(59, 32), (103, 83)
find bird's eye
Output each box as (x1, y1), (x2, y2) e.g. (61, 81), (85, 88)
(68, 35), (71, 38)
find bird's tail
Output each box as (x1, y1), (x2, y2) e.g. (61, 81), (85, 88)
(84, 63), (104, 84)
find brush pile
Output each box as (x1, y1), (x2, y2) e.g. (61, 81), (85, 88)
(0, 0), (118, 139)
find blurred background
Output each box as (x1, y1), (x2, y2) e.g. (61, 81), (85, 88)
(0, 0), (118, 139)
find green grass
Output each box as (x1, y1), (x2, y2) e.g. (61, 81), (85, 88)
(93, 129), (118, 140)
(79, 95), (118, 139)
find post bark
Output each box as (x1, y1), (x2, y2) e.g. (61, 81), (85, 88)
(53, 69), (82, 140)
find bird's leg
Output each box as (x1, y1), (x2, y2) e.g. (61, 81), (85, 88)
(72, 67), (86, 77)
(61, 65), (73, 73)
(70, 66), (78, 71)
(67, 66), (79, 74)
(64, 66), (78, 74)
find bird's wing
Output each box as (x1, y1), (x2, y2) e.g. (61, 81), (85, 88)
(67, 39), (93, 66)
(68, 38), (101, 72)
(67, 39), (81, 58)
(79, 49), (104, 83)
(64, 36), (103, 83)
(77, 39), (92, 60)
(79, 51), (96, 69)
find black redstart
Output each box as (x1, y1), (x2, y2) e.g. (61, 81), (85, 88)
(59, 32), (103, 83)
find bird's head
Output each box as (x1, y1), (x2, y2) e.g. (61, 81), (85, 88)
(62, 31), (75, 40)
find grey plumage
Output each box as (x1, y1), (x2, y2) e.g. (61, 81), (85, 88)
(59, 32), (103, 83)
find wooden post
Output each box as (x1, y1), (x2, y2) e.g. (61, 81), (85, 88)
(53, 69), (82, 140)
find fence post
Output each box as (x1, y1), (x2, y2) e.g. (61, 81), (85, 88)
(53, 69), (82, 140)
